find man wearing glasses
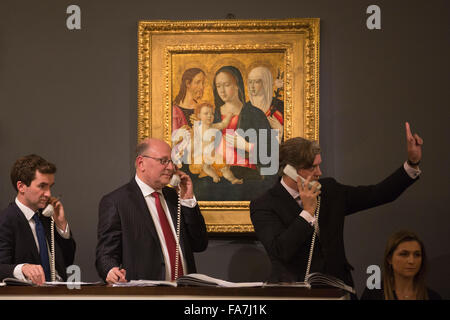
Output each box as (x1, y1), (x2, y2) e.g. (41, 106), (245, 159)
(95, 138), (208, 283)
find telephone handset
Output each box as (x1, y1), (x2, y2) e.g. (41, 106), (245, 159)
(42, 203), (55, 217)
(41, 202), (56, 282)
(169, 173), (182, 280)
(283, 164), (321, 190)
(169, 174), (181, 187)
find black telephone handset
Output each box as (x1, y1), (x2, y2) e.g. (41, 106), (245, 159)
(169, 174), (182, 280)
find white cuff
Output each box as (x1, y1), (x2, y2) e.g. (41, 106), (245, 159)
(13, 264), (27, 281)
(299, 210), (316, 226)
(403, 161), (421, 179)
(180, 196), (197, 208)
(14, 264), (61, 282)
(57, 223), (71, 239)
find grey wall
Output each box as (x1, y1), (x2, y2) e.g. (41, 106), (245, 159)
(1, 0), (449, 298)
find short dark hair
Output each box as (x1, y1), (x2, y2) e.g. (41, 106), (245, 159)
(278, 137), (321, 175)
(10, 154), (57, 191)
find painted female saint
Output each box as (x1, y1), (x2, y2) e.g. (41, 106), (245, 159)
(247, 66), (284, 142)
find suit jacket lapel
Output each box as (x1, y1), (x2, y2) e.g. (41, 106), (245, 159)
(12, 203), (41, 263)
(270, 181), (303, 222)
(128, 179), (159, 242)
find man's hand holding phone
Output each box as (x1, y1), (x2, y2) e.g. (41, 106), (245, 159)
(298, 175), (321, 217)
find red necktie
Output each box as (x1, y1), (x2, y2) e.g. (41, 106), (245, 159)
(151, 191), (184, 280)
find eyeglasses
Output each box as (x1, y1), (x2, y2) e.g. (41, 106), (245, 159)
(141, 155), (174, 166)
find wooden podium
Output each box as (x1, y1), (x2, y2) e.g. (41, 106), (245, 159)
(0, 285), (349, 300)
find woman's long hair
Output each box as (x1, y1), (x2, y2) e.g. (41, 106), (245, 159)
(383, 230), (429, 300)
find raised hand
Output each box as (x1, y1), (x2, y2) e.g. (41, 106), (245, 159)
(405, 122), (423, 167)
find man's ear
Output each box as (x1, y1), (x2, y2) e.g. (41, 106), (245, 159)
(17, 181), (26, 193)
(135, 157), (144, 172)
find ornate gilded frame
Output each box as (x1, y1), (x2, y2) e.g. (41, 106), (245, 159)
(138, 19), (320, 233)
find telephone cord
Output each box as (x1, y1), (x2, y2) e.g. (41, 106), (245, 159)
(50, 217), (56, 282)
(174, 188), (182, 280)
(304, 196), (320, 282)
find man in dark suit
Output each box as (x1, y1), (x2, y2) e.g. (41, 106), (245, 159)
(250, 123), (423, 288)
(96, 138), (208, 284)
(0, 155), (76, 285)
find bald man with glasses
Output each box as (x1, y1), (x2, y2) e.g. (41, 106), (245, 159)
(95, 138), (208, 283)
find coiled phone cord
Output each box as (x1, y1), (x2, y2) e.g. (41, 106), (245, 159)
(50, 217), (56, 282)
(304, 196), (321, 282)
(174, 188), (182, 280)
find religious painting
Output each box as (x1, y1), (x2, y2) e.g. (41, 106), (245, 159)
(138, 19), (320, 233)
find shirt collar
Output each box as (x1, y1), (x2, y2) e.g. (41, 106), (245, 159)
(280, 176), (300, 200)
(135, 175), (160, 197)
(15, 197), (36, 221)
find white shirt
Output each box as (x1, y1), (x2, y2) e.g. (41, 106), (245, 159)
(13, 198), (70, 281)
(281, 161), (421, 226)
(135, 175), (197, 281)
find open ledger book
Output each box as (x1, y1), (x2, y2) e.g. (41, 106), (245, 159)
(112, 273), (263, 288)
(1, 277), (101, 287)
(263, 272), (355, 294)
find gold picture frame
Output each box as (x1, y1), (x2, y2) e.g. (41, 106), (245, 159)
(138, 18), (320, 233)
